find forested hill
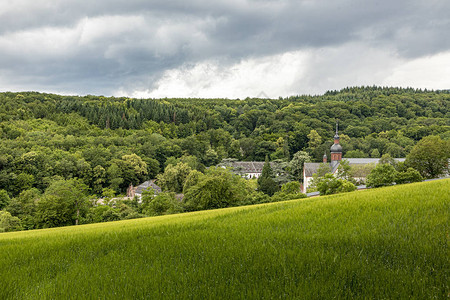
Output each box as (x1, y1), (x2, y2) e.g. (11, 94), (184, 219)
(0, 86), (449, 198)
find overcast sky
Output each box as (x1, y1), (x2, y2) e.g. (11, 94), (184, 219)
(1, 0), (449, 98)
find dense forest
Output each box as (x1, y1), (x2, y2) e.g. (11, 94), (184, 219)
(0, 86), (449, 230)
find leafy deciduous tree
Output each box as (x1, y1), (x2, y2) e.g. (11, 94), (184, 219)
(366, 164), (398, 188)
(406, 136), (449, 179)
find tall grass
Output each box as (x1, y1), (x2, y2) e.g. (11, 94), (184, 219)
(1, 179), (448, 299)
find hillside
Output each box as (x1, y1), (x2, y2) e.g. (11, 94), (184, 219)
(1, 179), (448, 299)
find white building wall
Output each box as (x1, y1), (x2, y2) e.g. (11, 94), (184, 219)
(303, 176), (314, 193)
(245, 172), (261, 179)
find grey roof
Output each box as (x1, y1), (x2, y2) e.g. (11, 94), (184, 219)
(135, 180), (161, 195)
(304, 158), (406, 177)
(345, 158), (405, 164)
(303, 163), (322, 177)
(227, 161), (274, 173)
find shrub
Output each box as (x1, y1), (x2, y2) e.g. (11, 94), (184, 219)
(405, 135), (450, 179)
(0, 210), (23, 232)
(316, 174), (356, 195)
(184, 167), (252, 211)
(395, 168), (423, 184)
(143, 192), (183, 216)
(366, 164), (397, 188)
(271, 191), (307, 202)
(281, 181), (302, 194)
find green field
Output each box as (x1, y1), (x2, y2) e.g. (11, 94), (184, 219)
(1, 180), (448, 299)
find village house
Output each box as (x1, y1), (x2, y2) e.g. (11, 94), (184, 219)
(302, 124), (405, 193)
(127, 180), (162, 200)
(218, 160), (276, 179)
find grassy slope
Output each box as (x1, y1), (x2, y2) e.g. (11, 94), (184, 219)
(0, 180), (448, 299)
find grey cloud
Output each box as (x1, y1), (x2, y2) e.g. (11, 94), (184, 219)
(0, 0), (449, 95)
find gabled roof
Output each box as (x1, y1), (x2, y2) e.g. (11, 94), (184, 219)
(345, 158), (405, 164)
(303, 163), (322, 177)
(304, 158), (406, 178)
(135, 180), (161, 195)
(224, 161), (275, 173)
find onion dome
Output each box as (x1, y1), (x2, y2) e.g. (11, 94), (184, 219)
(330, 143), (342, 153)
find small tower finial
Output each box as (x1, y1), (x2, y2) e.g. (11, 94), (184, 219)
(334, 121), (339, 140)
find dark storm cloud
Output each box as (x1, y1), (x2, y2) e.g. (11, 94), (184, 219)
(0, 0), (449, 95)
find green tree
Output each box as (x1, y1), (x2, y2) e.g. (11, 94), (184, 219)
(0, 189), (10, 210)
(366, 164), (398, 188)
(405, 136), (450, 179)
(307, 163), (332, 191)
(336, 159), (351, 181)
(86, 205), (120, 223)
(119, 154), (148, 186)
(307, 129), (322, 150)
(36, 179), (89, 227)
(143, 192), (183, 216)
(316, 173), (356, 195)
(157, 162), (192, 193)
(7, 188), (40, 230)
(257, 156), (279, 196)
(379, 153), (397, 167)
(183, 167), (252, 211)
(370, 149), (381, 158)
(395, 168), (423, 184)
(183, 170), (204, 193)
(0, 210), (23, 232)
(344, 150), (368, 158)
(289, 151), (311, 181)
(280, 181), (302, 194)
(203, 147), (220, 166)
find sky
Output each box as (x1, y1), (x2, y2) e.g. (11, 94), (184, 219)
(0, 0), (449, 99)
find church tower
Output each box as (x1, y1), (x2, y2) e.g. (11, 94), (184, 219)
(330, 122), (342, 164)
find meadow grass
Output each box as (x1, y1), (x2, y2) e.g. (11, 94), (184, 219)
(1, 179), (448, 299)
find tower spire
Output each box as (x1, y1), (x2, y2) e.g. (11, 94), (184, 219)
(331, 121), (342, 163)
(334, 121), (339, 139)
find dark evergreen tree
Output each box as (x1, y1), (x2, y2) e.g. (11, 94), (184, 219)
(257, 156), (279, 196)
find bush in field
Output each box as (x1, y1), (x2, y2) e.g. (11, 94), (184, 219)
(35, 179), (89, 228)
(269, 181), (307, 202)
(406, 135), (450, 179)
(143, 192), (183, 216)
(271, 191), (307, 202)
(395, 168), (423, 184)
(240, 192), (271, 205)
(184, 167), (253, 211)
(366, 164), (397, 188)
(316, 173), (356, 195)
(0, 210), (22, 232)
(86, 206), (121, 223)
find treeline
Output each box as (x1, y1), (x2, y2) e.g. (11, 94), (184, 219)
(0, 87), (449, 230)
(0, 87), (448, 196)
